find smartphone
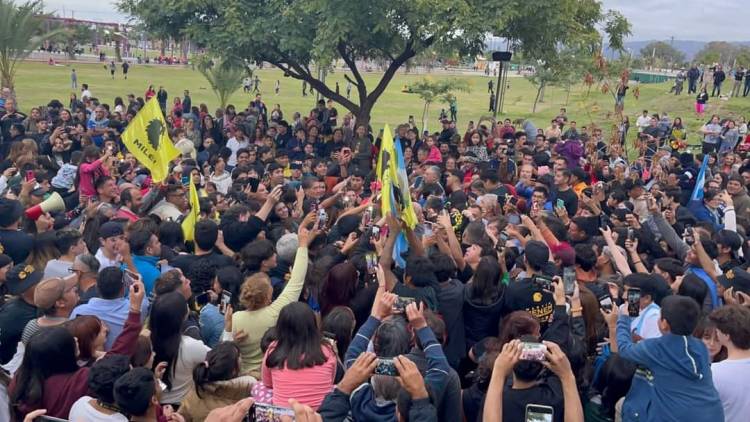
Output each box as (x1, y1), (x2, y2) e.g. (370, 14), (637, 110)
(181, 175), (190, 186)
(365, 252), (378, 275)
(683, 224), (694, 246)
(123, 269), (139, 290)
(423, 221), (433, 237)
(531, 274), (553, 292)
(26, 170), (35, 182)
(195, 291), (210, 307)
(374, 358), (399, 376)
(248, 402), (295, 421)
(627, 287), (641, 317)
(598, 294), (614, 312)
(507, 213), (521, 225)
(627, 228), (636, 241)
(506, 194), (518, 207)
(556, 198), (565, 209)
(219, 289), (232, 315)
(525, 404), (554, 422)
(562, 266), (576, 296)
(35, 417), (70, 422)
(392, 296), (415, 313)
(316, 208), (328, 229)
(520, 342), (547, 362)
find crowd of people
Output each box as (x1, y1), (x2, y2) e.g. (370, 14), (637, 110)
(0, 75), (749, 422)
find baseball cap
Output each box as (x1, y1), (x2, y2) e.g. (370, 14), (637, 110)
(718, 267), (750, 294)
(34, 276), (77, 310)
(524, 240), (550, 269)
(99, 221), (124, 239)
(6, 264), (44, 295)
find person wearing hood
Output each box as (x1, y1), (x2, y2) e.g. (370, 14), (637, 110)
(609, 294), (724, 422)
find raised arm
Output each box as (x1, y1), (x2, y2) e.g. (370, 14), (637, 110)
(437, 211), (466, 270)
(255, 185), (282, 222)
(599, 226), (633, 276)
(483, 340), (523, 422)
(267, 214), (317, 313)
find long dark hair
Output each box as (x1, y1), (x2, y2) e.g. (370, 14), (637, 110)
(320, 262), (358, 316)
(469, 256), (502, 305)
(266, 302), (330, 370)
(149, 292), (188, 390)
(322, 306), (356, 359)
(10, 327), (79, 419)
(192, 342), (240, 398)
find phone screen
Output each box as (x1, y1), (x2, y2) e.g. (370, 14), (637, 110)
(525, 404), (554, 422)
(250, 402), (295, 421)
(599, 295), (613, 311)
(627, 288), (641, 317)
(556, 198), (565, 209)
(26, 170), (35, 182)
(563, 266), (576, 296)
(219, 290), (232, 314)
(123, 269), (138, 290)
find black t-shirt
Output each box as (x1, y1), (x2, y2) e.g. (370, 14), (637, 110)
(219, 215), (265, 252)
(171, 252), (235, 293)
(501, 376), (564, 422)
(0, 228), (34, 265)
(502, 277), (555, 325)
(0, 297), (37, 364)
(437, 279), (466, 368)
(554, 188), (578, 217)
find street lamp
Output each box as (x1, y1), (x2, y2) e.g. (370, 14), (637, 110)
(492, 51), (512, 117)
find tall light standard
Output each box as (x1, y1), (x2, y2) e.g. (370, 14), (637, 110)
(492, 51), (512, 117)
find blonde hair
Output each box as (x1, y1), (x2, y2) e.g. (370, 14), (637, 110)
(240, 273), (272, 311)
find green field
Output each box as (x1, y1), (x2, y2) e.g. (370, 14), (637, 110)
(12, 61), (750, 142)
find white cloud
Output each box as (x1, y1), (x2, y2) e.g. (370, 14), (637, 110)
(37, 0), (749, 42)
(603, 0), (748, 41)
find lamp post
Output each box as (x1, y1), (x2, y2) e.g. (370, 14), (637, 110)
(492, 51), (512, 118)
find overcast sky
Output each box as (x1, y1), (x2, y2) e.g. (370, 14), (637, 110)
(40, 0), (748, 42)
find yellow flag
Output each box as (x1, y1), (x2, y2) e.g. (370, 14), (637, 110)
(121, 97), (180, 182)
(376, 124), (417, 229)
(182, 180), (200, 242)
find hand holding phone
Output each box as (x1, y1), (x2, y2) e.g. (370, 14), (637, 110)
(627, 287), (641, 317)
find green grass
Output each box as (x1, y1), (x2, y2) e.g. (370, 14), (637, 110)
(12, 61), (750, 141)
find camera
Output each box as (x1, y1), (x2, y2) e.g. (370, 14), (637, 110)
(374, 358), (399, 376)
(531, 275), (553, 292)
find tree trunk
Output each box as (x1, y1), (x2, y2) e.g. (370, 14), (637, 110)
(160, 39), (166, 56)
(539, 84), (546, 103)
(421, 101), (431, 133)
(565, 84), (572, 105)
(533, 82), (545, 113)
(115, 40), (122, 62)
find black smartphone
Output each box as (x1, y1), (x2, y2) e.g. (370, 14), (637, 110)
(627, 228), (636, 241)
(598, 294), (613, 312)
(532, 275), (553, 292)
(392, 296), (415, 313)
(195, 291), (210, 307)
(683, 224), (694, 246)
(374, 358), (399, 376)
(219, 290), (232, 314)
(246, 402), (295, 421)
(562, 266), (576, 296)
(627, 287), (641, 317)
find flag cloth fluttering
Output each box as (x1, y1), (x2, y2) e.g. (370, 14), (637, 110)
(120, 97), (180, 182)
(376, 124), (418, 267)
(181, 180), (200, 242)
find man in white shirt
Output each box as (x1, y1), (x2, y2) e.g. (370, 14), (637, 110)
(95, 222), (125, 271)
(81, 83), (93, 100)
(636, 109), (651, 133)
(624, 274), (669, 340)
(710, 304), (750, 422)
(226, 126), (249, 168)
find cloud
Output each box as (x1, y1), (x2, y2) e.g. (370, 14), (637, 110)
(41, 0), (748, 42)
(603, 0), (747, 41)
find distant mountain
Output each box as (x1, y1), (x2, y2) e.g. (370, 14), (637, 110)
(606, 40), (750, 60)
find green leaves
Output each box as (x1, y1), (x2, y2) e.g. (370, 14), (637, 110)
(0, 0), (62, 89)
(195, 56), (246, 108)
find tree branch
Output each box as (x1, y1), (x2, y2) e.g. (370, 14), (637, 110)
(366, 39), (420, 109)
(343, 74), (360, 87)
(337, 41), (368, 101)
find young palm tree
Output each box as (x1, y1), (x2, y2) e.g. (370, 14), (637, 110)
(196, 56), (246, 109)
(0, 0), (60, 90)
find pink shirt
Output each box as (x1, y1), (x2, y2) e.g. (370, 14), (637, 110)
(78, 158), (108, 198)
(261, 342), (337, 410)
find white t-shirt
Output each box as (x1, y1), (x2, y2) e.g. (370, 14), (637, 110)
(159, 336), (210, 404)
(69, 396), (128, 422)
(628, 303), (662, 340)
(712, 358), (750, 422)
(44, 259), (73, 279)
(95, 248), (121, 272)
(226, 137), (249, 167)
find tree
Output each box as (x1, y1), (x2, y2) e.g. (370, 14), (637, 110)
(50, 23), (94, 60)
(119, 0), (625, 126)
(694, 42), (750, 67)
(195, 57), (245, 109)
(408, 78), (469, 130)
(639, 41), (685, 69)
(603, 11), (632, 55)
(0, 0), (60, 90)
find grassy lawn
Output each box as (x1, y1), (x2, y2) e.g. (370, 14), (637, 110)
(12, 61), (750, 144)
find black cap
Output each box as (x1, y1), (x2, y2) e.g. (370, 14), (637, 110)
(718, 267), (750, 294)
(6, 263), (44, 295)
(0, 198), (23, 228)
(524, 240), (550, 269)
(99, 221), (124, 239)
